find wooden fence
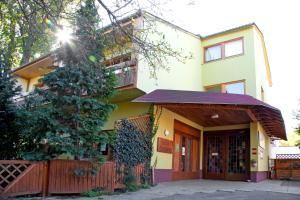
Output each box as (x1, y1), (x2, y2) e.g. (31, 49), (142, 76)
(0, 160), (145, 198)
(275, 159), (300, 180)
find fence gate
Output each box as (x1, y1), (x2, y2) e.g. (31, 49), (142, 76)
(0, 160), (47, 198)
(275, 154), (300, 180)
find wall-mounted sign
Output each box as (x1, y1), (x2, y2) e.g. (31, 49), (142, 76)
(157, 137), (173, 154)
(212, 152), (219, 156)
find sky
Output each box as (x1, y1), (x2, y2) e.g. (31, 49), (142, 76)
(153, 0), (300, 134)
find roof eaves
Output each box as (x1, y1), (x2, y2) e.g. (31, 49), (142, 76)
(12, 53), (53, 74)
(202, 23), (256, 39)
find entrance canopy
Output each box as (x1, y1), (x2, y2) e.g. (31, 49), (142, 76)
(133, 89), (286, 140)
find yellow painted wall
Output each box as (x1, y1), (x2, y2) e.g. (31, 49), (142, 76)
(250, 122), (270, 172)
(103, 102), (150, 130)
(16, 76), (42, 93)
(152, 106), (203, 169)
(253, 29), (271, 102)
(28, 76), (42, 92)
(16, 77), (29, 93)
(257, 123), (270, 172)
(201, 28), (258, 98)
(137, 15), (203, 93)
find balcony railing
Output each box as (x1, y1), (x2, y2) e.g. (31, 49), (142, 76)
(14, 59), (137, 106)
(110, 59), (137, 88)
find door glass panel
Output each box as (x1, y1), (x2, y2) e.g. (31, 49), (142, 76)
(185, 138), (192, 172)
(207, 136), (224, 174)
(228, 134), (247, 174)
(181, 136), (186, 172)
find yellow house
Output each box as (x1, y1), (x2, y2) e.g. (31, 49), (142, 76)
(12, 11), (286, 183)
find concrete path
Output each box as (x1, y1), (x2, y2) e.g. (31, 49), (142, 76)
(100, 180), (300, 200)
(15, 180), (300, 200)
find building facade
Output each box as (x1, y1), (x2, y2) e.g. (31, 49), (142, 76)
(12, 11), (286, 183)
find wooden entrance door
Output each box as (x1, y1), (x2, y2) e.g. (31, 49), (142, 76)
(172, 120), (200, 180)
(203, 129), (250, 181)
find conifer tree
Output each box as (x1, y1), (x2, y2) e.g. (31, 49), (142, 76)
(23, 0), (116, 162)
(0, 54), (22, 159)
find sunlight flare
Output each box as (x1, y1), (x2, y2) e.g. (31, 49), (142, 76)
(55, 27), (73, 43)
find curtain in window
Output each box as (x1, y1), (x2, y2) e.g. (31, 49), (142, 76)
(205, 45), (222, 62)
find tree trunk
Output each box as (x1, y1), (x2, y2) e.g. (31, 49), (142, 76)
(20, 35), (35, 65)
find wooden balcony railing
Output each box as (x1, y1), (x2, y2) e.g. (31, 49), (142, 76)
(110, 59), (137, 88)
(14, 59), (137, 106)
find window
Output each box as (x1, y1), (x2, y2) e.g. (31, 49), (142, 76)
(206, 85), (222, 93)
(224, 39), (243, 57)
(224, 82), (245, 94)
(204, 38), (243, 62)
(205, 45), (222, 62)
(205, 80), (245, 94)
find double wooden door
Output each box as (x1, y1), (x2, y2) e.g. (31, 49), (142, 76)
(172, 120), (200, 180)
(203, 129), (250, 181)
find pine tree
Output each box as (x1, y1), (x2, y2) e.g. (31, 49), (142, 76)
(0, 56), (22, 159)
(23, 0), (116, 162)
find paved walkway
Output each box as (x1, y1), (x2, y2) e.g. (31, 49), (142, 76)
(100, 180), (300, 200)
(18, 180), (300, 200)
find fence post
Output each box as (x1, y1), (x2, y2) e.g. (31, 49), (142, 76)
(42, 160), (50, 197)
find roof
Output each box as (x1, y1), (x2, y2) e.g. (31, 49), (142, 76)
(11, 53), (53, 74)
(201, 23), (257, 39)
(133, 89), (286, 140)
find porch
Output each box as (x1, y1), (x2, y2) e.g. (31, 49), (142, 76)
(133, 89), (286, 183)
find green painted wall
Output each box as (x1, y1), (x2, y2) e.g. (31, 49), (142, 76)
(136, 15), (204, 93)
(201, 29), (258, 98)
(103, 101), (150, 130)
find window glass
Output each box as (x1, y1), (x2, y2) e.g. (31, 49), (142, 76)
(224, 82), (244, 94)
(206, 85), (222, 93)
(224, 39), (243, 57)
(205, 45), (222, 62)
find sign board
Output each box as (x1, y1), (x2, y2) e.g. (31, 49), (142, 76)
(157, 137), (173, 154)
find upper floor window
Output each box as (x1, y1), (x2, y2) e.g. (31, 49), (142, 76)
(205, 80), (245, 95)
(205, 45), (222, 62)
(204, 38), (244, 63)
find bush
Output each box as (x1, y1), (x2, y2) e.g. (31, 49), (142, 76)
(80, 188), (103, 197)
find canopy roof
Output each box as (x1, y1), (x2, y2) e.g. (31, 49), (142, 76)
(133, 89), (286, 140)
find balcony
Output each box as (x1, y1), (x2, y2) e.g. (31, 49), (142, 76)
(110, 59), (137, 89)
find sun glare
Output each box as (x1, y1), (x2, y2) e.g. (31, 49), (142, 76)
(55, 27), (73, 43)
